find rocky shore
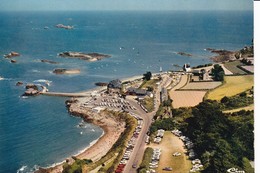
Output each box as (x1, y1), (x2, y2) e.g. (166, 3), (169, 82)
(58, 52), (111, 62)
(95, 82), (108, 86)
(206, 48), (236, 62)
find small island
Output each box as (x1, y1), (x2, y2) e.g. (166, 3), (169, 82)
(53, 68), (81, 74)
(16, 81), (23, 86)
(95, 82), (108, 86)
(56, 24), (73, 30)
(177, 52), (192, 57)
(4, 51), (20, 58)
(58, 52), (111, 62)
(41, 59), (59, 64)
(10, 59), (17, 63)
(23, 84), (39, 96)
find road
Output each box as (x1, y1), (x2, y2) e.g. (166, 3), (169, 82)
(123, 74), (173, 173)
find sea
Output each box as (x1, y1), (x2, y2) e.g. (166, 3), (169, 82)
(0, 11), (253, 173)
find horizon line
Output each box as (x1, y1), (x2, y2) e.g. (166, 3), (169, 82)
(0, 9), (254, 12)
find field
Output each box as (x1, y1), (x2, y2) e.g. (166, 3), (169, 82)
(223, 104), (254, 113)
(140, 79), (160, 89)
(206, 75), (254, 101)
(169, 90), (206, 108)
(171, 75), (189, 90)
(149, 131), (192, 173)
(181, 81), (222, 90)
(219, 64), (233, 75)
(240, 66), (254, 73)
(223, 61), (247, 74)
(140, 97), (154, 112)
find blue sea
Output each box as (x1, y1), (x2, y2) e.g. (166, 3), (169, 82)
(0, 11), (253, 172)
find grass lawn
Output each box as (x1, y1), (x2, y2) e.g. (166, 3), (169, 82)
(223, 61), (247, 74)
(206, 75), (254, 101)
(139, 79), (160, 90)
(223, 104), (254, 113)
(148, 131), (192, 173)
(140, 97), (154, 112)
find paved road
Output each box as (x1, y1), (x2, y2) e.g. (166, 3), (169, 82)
(123, 74), (173, 173)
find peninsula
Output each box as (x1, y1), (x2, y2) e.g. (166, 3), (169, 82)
(58, 52), (111, 62)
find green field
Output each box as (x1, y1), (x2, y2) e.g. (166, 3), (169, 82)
(206, 75), (254, 100)
(140, 97), (154, 112)
(223, 61), (247, 74)
(139, 79), (160, 90)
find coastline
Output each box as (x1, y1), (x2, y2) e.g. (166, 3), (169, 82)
(35, 74), (143, 173)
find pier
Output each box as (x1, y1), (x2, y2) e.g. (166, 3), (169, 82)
(41, 92), (91, 97)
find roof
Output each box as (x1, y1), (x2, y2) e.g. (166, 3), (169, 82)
(108, 79), (122, 89)
(127, 87), (147, 95)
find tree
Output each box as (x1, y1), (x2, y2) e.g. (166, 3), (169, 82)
(163, 99), (172, 107)
(143, 71), (152, 81)
(211, 64), (224, 81)
(242, 157), (254, 173)
(221, 96), (229, 103)
(147, 86), (154, 92)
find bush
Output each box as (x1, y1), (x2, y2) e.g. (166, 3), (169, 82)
(150, 118), (176, 134)
(137, 147), (153, 173)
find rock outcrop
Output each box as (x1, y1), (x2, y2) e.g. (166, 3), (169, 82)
(59, 52), (110, 62)
(53, 68), (80, 74)
(4, 51), (20, 58)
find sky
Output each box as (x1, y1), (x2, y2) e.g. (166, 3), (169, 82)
(0, 0), (253, 11)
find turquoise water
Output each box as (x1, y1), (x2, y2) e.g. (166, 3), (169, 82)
(0, 11), (253, 172)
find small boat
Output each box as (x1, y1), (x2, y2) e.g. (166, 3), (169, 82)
(44, 26), (49, 30)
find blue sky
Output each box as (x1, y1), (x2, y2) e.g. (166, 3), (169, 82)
(0, 0), (253, 11)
